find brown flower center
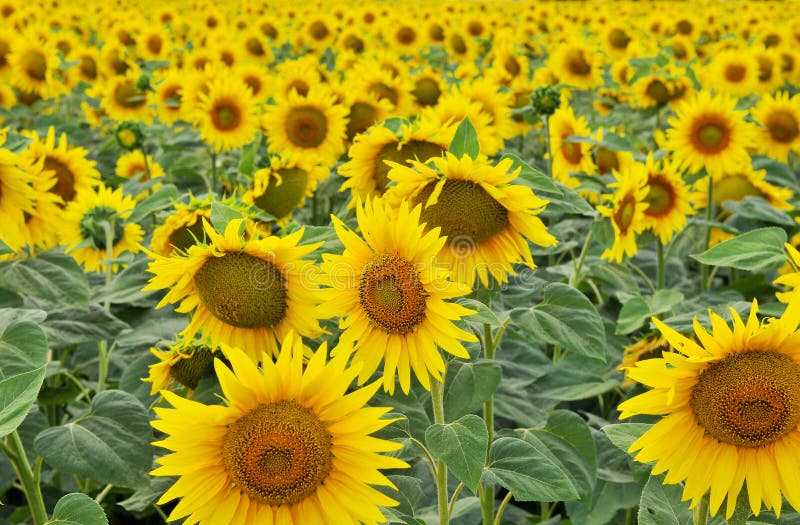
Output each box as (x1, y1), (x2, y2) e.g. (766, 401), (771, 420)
(565, 49), (591, 76)
(43, 157), (76, 205)
(690, 351), (800, 448)
(369, 82), (399, 106)
(166, 217), (207, 253)
(396, 26), (416, 45)
(346, 102), (377, 140)
(113, 80), (146, 109)
(23, 49), (47, 81)
(359, 254), (427, 335)
(253, 168), (309, 219)
(609, 28), (631, 50)
(285, 106), (328, 148)
(646, 79), (671, 105)
(170, 346), (216, 389)
(211, 101), (241, 131)
(712, 174), (762, 204)
(194, 252), (287, 329)
(561, 141), (583, 165)
(724, 64), (746, 83)
(596, 148), (618, 174)
(614, 195), (636, 233)
(415, 179), (509, 245)
(645, 175), (676, 217)
(80, 56), (97, 80)
(412, 78), (441, 107)
(308, 21), (329, 41)
(691, 117), (730, 154)
(222, 401), (332, 506)
(765, 110), (799, 144)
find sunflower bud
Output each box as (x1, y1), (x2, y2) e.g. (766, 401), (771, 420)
(531, 86), (561, 117)
(115, 122), (143, 150)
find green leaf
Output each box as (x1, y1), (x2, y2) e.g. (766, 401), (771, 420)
(35, 390), (153, 489)
(456, 298), (501, 326)
(40, 305), (129, 347)
(118, 477), (174, 513)
(518, 410), (597, 500)
(0, 252), (89, 309)
(92, 257), (157, 305)
(210, 202), (245, 233)
(690, 227), (787, 271)
(531, 354), (620, 401)
(637, 475), (692, 525)
(238, 134), (260, 177)
(481, 436), (580, 501)
(617, 290), (684, 335)
(448, 117), (480, 160)
(47, 493), (109, 525)
(127, 184), (179, 223)
(501, 153), (562, 194)
(601, 423), (651, 452)
(540, 181), (596, 217)
(0, 366), (47, 437)
(723, 197), (795, 226)
(443, 360), (502, 421)
(0, 309), (48, 379)
(511, 283), (606, 361)
(0, 239), (12, 256)
(425, 414), (488, 494)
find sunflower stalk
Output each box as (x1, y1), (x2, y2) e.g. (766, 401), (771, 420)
(692, 495), (709, 525)
(97, 221), (115, 392)
(699, 175), (713, 292)
(430, 378), (450, 525)
(656, 239), (666, 289)
(4, 431), (48, 525)
(481, 322), (498, 525)
(569, 229), (594, 288)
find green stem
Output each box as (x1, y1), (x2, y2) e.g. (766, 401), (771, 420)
(97, 223), (115, 393)
(693, 495), (709, 525)
(569, 229), (594, 288)
(5, 432), (48, 525)
(544, 115), (553, 179)
(700, 176), (713, 293)
(656, 239), (666, 289)
(210, 150), (218, 194)
(448, 483), (465, 518)
(493, 492), (514, 525)
(626, 261), (656, 293)
(139, 146), (151, 180)
(431, 379), (450, 525)
(95, 484), (113, 504)
(481, 322), (497, 525)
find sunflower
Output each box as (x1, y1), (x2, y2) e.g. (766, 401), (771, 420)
(597, 161), (649, 263)
(549, 40), (604, 90)
(618, 334), (668, 387)
(150, 69), (185, 125)
(549, 104), (597, 188)
(698, 164), (793, 211)
(102, 70), (153, 124)
(145, 340), (218, 395)
(640, 154), (694, 245)
(151, 331), (406, 524)
(705, 48), (759, 98)
(192, 76), (259, 152)
(751, 91), (800, 162)
(339, 119), (451, 206)
(61, 184), (144, 273)
(242, 155), (329, 225)
(271, 55), (324, 100)
(753, 45), (783, 94)
(0, 148), (37, 250)
(143, 218), (324, 362)
(341, 88), (394, 141)
(115, 150), (165, 184)
(234, 62), (271, 103)
(7, 33), (65, 98)
(19, 126), (101, 208)
(619, 299), (800, 519)
(386, 152), (558, 287)
(422, 90), (501, 156)
(775, 243), (800, 304)
(664, 90), (755, 176)
(319, 198), (476, 394)
(459, 77), (518, 142)
(16, 155), (61, 252)
(409, 66), (447, 109)
(262, 85), (348, 167)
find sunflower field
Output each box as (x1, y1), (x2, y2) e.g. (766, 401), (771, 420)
(4, 1), (800, 524)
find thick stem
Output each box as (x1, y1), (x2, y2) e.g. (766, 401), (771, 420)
(5, 432), (48, 525)
(431, 379), (450, 525)
(700, 177), (713, 293)
(656, 239), (666, 289)
(97, 223), (115, 392)
(481, 323), (497, 525)
(693, 495), (709, 525)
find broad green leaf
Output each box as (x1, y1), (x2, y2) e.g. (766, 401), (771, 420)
(601, 423), (651, 452)
(456, 298), (501, 326)
(118, 477), (175, 513)
(0, 240), (12, 256)
(723, 197), (795, 227)
(481, 436), (580, 501)
(0, 309), (48, 379)
(691, 227), (787, 271)
(425, 414), (487, 494)
(47, 493), (109, 525)
(0, 366), (47, 437)
(0, 252), (89, 309)
(501, 153), (562, 194)
(518, 410), (597, 500)
(35, 390), (153, 489)
(238, 134), (260, 177)
(448, 117), (480, 159)
(40, 305), (129, 347)
(378, 475), (424, 518)
(127, 184), (179, 223)
(617, 290), (684, 335)
(443, 360), (502, 421)
(637, 475), (692, 525)
(511, 283), (606, 361)
(540, 180), (596, 217)
(92, 257), (157, 305)
(210, 202), (245, 233)
(531, 354), (619, 401)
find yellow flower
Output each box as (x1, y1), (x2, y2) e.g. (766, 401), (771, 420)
(318, 198), (477, 394)
(0, 148), (37, 251)
(549, 104), (596, 188)
(192, 76), (259, 153)
(619, 299), (800, 519)
(143, 219), (324, 362)
(144, 340), (217, 395)
(751, 91), (800, 162)
(597, 161), (649, 263)
(151, 332), (407, 524)
(386, 152), (557, 287)
(641, 154), (695, 245)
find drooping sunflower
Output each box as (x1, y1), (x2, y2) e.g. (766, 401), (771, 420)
(61, 184), (144, 273)
(751, 91), (800, 162)
(0, 148), (37, 250)
(262, 85), (348, 167)
(192, 76), (259, 153)
(150, 196), (214, 257)
(242, 155), (329, 225)
(640, 154), (694, 245)
(597, 161), (649, 263)
(549, 104), (597, 188)
(143, 218), (324, 362)
(19, 126), (101, 208)
(144, 339), (218, 395)
(318, 198), (476, 394)
(151, 332), (406, 525)
(664, 90), (756, 176)
(619, 299), (800, 519)
(339, 119), (451, 206)
(386, 152), (558, 287)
